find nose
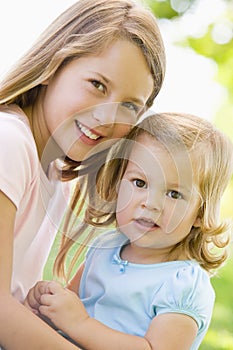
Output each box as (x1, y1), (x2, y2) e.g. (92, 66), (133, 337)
(142, 189), (162, 212)
(92, 102), (119, 127)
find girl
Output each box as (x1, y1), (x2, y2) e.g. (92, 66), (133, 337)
(26, 113), (233, 349)
(0, 0), (165, 348)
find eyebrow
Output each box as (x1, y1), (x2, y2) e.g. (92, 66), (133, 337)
(167, 182), (192, 194)
(91, 71), (110, 84)
(90, 71), (146, 106)
(125, 167), (145, 178)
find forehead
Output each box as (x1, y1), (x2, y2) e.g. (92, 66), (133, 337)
(85, 39), (154, 103)
(127, 134), (196, 184)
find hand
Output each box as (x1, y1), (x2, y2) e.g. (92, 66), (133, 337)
(24, 280), (51, 315)
(39, 281), (89, 336)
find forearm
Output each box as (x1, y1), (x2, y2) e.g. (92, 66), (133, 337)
(0, 295), (81, 350)
(66, 317), (152, 350)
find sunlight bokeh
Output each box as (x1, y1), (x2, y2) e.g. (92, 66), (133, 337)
(0, 0), (227, 121)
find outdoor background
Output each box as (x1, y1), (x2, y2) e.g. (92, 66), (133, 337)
(148, 3), (233, 348)
(1, 0), (232, 349)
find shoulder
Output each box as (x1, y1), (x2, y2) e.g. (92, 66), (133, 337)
(0, 105), (36, 153)
(85, 230), (127, 259)
(171, 260), (211, 283)
(0, 105), (38, 206)
(154, 261), (215, 331)
(165, 261), (214, 303)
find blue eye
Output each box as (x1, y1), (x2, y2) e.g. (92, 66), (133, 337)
(121, 102), (140, 114)
(167, 190), (182, 199)
(133, 179), (147, 188)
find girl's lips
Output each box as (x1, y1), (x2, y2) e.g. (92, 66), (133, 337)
(75, 120), (103, 144)
(76, 121), (102, 140)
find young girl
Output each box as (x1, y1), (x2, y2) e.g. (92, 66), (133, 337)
(0, 0), (165, 348)
(25, 112), (233, 350)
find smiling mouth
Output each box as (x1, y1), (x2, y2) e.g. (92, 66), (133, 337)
(76, 121), (102, 140)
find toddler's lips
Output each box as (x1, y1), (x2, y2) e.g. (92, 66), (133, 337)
(135, 218), (158, 228)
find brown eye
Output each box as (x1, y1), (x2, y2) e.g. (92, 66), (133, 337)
(133, 179), (146, 188)
(91, 80), (105, 93)
(167, 190), (182, 199)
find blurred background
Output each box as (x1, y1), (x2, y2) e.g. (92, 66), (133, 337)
(1, 1), (232, 349)
(147, 3), (233, 348)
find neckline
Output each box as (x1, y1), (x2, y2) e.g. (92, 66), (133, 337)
(113, 244), (196, 269)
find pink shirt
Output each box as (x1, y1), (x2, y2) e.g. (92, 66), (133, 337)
(0, 105), (70, 301)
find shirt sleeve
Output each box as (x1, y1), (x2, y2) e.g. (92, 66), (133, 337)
(151, 263), (215, 332)
(0, 115), (38, 208)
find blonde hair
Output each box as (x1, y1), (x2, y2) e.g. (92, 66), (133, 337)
(0, 0), (166, 221)
(0, 0), (165, 112)
(55, 113), (233, 279)
(0, 0), (166, 279)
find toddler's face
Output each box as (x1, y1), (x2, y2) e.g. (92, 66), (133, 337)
(116, 134), (201, 257)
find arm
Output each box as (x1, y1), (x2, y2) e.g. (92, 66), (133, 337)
(38, 281), (198, 350)
(145, 313), (198, 350)
(0, 191), (81, 350)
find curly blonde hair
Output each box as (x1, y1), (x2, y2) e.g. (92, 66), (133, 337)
(55, 112), (233, 280)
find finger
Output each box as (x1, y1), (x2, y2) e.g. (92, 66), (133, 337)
(37, 281), (51, 295)
(24, 297), (40, 315)
(23, 297), (35, 310)
(40, 293), (56, 306)
(45, 281), (64, 295)
(29, 281), (50, 305)
(25, 288), (41, 309)
(39, 304), (51, 319)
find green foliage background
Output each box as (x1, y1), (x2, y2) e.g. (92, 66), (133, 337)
(146, 1), (233, 348)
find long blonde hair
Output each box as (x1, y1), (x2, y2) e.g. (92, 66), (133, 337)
(0, 0), (166, 278)
(0, 1), (166, 250)
(55, 113), (233, 279)
(0, 0), (165, 119)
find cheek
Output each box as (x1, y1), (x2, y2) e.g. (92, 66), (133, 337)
(116, 179), (134, 213)
(163, 202), (198, 235)
(43, 79), (87, 128)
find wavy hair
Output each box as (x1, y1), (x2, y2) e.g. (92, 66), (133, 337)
(0, 1), (166, 280)
(0, 0), (165, 111)
(55, 112), (233, 280)
(0, 2), (166, 259)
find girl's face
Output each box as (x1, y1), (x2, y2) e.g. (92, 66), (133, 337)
(39, 39), (153, 161)
(116, 134), (201, 261)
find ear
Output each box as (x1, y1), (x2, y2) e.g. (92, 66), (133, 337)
(41, 79), (49, 86)
(193, 216), (201, 228)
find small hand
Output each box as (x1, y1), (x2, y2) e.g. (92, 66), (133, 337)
(39, 281), (89, 336)
(24, 280), (51, 315)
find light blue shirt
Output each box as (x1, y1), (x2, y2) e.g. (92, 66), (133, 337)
(79, 231), (215, 349)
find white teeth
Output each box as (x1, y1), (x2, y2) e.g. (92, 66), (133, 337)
(77, 122), (100, 140)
